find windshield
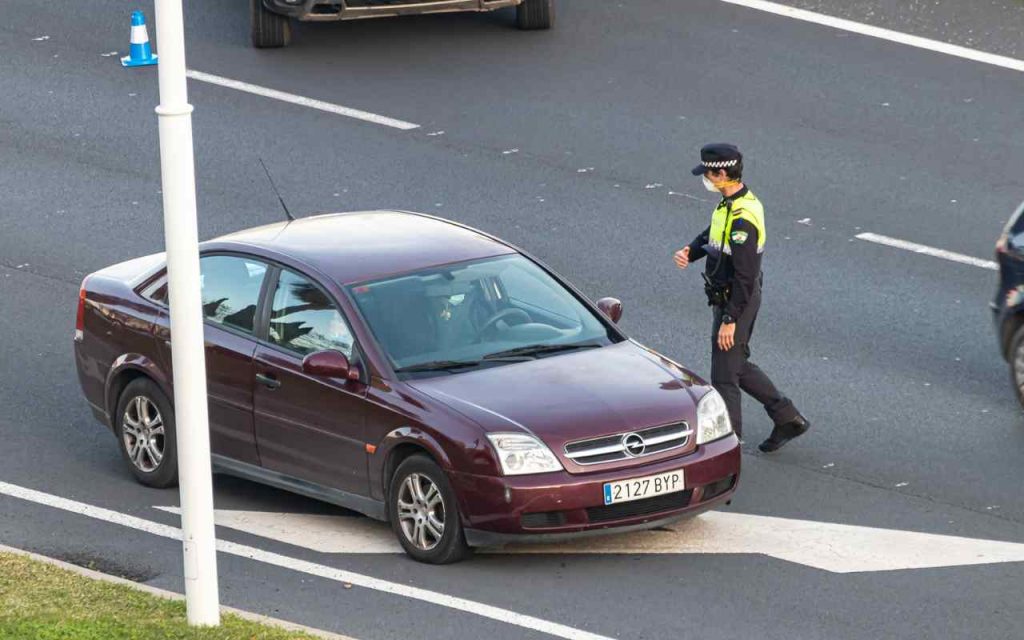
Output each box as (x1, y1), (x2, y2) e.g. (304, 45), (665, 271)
(348, 255), (617, 376)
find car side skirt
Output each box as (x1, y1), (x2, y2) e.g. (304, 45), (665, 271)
(212, 455), (387, 521)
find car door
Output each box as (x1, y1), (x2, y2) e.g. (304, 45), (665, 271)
(252, 266), (370, 496)
(150, 254), (268, 466)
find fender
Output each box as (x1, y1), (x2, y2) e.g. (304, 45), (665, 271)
(373, 425), (501, 528)
(372, 426), (457, 501)
(104, 353), (173, 429)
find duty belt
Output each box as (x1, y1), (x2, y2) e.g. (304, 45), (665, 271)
(701, 273), (730, 308)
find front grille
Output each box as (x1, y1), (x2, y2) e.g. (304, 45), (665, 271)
(586, 490), (693, 524)
(700, 475), (736, 502)
(565, 422), (692, 466)
(521, 511), (568, 529)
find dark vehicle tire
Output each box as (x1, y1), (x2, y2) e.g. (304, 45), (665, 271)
(251, 0), (292, 49)
(115, 378), (178, 489)
(516, 0), (553, 30)
(388, 454), (471, 564)
(1010, 326), (1024, 409)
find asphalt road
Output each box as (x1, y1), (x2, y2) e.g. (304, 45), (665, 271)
(2, 1), (1023, 639)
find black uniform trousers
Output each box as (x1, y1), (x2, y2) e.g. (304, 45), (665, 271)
(710, 290), (798, 438)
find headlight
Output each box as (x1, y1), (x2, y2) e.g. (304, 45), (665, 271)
(696, 389), (733, 445)
(486, 433), (563, 476)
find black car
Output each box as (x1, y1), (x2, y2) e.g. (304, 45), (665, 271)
(250, 0), (553, 49)
(994, 200), (1024, 406)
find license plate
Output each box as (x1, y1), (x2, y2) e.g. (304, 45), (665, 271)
(603, 469), (685, 505)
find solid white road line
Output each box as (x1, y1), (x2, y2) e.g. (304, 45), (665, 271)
(185, 70), (420, 131)
(155, 505), (1024, 574)
(720, 0), (1024, 74)
(0, 482), (612, 640)
(856, 232), (998, 271)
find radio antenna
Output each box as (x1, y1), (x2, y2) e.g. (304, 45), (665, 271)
(258, 157), (295, 222)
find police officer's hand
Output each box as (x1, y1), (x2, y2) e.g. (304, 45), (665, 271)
(673, 247), (690, 269)
(718, 322), (736, 351)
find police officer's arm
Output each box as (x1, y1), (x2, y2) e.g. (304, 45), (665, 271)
(724, 220), (759, 320)
(685, 226), (711, 261)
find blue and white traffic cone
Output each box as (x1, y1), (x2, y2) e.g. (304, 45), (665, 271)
(120, 10), (158, 67)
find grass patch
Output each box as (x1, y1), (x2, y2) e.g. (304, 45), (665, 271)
(0, 552), (318, 639)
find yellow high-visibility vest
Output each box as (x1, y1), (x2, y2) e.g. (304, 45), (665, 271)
(708, 190), (766, 255)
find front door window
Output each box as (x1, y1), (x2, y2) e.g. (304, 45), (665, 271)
(268, 269), (355, 359)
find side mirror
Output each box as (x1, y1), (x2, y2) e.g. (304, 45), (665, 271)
(302, 350), (361, 382)
(596, 297), (623, 323)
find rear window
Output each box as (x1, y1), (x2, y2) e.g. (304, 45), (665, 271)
(140, 275), (168, 305)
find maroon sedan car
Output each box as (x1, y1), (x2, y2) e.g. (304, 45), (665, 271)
(75, 211), (740, 563)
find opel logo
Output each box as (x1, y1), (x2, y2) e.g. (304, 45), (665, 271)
(622, 433), (646, 457)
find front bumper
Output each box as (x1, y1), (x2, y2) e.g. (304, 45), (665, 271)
(265, 0), (520, 21)
(450, 435), (741, 546)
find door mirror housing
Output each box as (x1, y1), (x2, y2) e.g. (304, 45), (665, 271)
(596, 297), (623, 323)
(302, 350), (361, 381)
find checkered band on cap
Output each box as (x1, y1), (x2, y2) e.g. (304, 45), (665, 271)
(703, 159), (739, 168)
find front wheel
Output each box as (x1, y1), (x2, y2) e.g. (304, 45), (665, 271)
(251, 0), (292, 48)
(388, 454), (471, 564)
(516, 0), (554, 30)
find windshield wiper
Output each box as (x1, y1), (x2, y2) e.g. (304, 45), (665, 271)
(482, 342), (602, 361)
(395, 360), (483, 373)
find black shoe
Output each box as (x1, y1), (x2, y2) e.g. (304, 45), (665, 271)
(758, 416), (810, 453)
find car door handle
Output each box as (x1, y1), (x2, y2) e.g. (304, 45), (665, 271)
(256, 373), (281, 390)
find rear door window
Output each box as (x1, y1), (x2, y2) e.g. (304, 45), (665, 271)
(199, 255), (268, 334)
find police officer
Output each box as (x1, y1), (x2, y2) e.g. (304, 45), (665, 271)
(674, 143), (810, 452)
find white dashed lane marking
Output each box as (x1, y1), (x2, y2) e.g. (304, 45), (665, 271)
(185, 70), (420, 131)
(856, 232), (998, 271)
(721, 0), (1024, 74)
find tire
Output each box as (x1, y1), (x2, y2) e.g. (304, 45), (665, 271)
(1010, 326), (1024, 410)
(251, 0), (292, 49)
(115, 378), (178, 489)
(516, 0), (554, 30)
(388, 454), (471, 564)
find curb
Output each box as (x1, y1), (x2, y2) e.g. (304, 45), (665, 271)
(0, 543), (357, 640)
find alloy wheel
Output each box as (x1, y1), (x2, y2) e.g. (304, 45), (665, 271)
(121, 396), (165, 473)
(396, 473), (446, 551)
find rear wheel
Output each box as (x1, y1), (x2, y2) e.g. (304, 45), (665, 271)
(516, 0), (554, 30)
(1009, 326), (1024, 409)
(115, 378), (178, 488)
(388, 454), (470, 564)
(251, 0), (292, 48)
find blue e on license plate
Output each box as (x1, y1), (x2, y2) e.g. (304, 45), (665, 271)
(602, 469), (685, 505)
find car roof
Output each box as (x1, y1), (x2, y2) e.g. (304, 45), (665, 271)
(210, 211), (517, 285)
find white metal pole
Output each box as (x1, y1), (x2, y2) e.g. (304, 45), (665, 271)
(153, 0), (221, 626)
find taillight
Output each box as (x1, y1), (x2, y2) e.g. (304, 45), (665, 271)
(996, 233), (1009, 255)
(75, 278), (89, 342)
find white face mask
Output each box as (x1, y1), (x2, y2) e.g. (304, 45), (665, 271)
(702, 176), (719, 192)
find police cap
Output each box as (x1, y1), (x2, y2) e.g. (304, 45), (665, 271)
(691, 143), (742, 176)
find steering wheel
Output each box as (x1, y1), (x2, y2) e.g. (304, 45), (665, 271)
(480, 308), (531, 337)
